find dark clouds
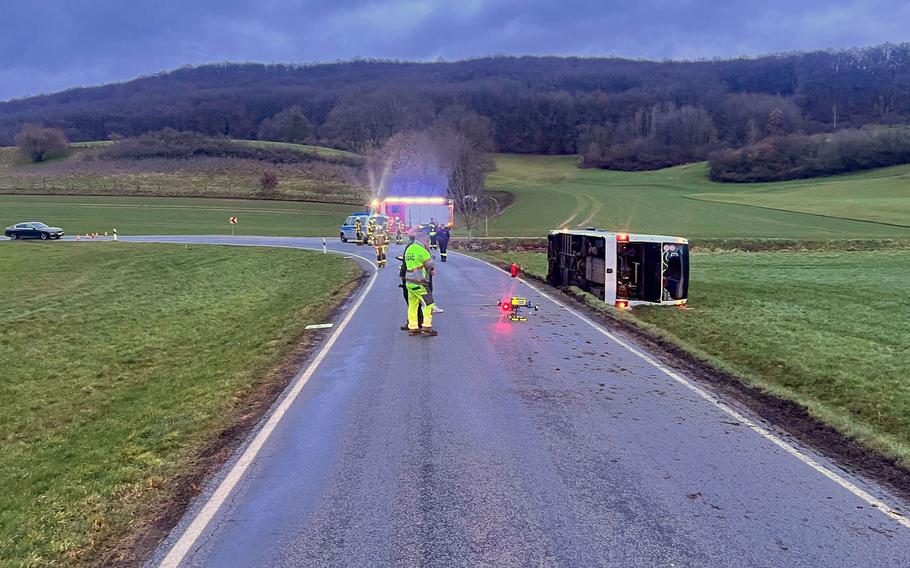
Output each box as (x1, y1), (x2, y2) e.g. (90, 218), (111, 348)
(1, 0), (908, 101)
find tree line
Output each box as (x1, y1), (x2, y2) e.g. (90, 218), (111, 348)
(709, 126), (910, 182)
(4, 44), (910, 171)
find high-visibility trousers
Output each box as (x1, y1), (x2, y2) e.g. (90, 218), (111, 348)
(374, 244), (387, 266)
(406, 283), (434, 330)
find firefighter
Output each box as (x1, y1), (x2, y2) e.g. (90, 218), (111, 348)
(395, 220), (403, 245)
(427, 218), (438, 250)
(437, 224), (450, 262)
(373, 226), (388, 268)
(354, 217), (364, 245)
(366, 218), (377, 246)
(402, 230), (437, 336)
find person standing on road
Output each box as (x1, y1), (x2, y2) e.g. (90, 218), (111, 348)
(373, 227), (388, 268)
(437, 225), (450, 262)
(355, 218), (364, 245)
(399, 234), (423, 330)
(403, 230), (437, 336)
(428, 218), (439, 250)
(366, 218), (377, 246)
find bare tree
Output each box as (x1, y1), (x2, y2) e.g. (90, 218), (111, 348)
(767, 108), (785, 137)
(259, 171), (278, 193)
(365, 107), (495, 233)
(445, 135), (493, 234)
(430, 110), (496, 234)
(15, 124), (69, 162)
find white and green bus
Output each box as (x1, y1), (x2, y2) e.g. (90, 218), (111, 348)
(546, 229), (689, 309)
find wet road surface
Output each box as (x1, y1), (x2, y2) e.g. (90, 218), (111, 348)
(82, 236), (909, 567)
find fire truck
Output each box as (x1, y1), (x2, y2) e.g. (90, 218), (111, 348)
(370, 196), (454, 231)
(547, 229), (689, 309)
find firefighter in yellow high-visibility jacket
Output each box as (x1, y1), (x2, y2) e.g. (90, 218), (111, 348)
(354, 218), (364, 245)
(403, 230), (437, 336)
(365, 218), (377, 246)
(373, 227), (389, 267)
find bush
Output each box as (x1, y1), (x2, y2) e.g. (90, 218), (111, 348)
(259, 171), (278, 192)
(709, 126), (910, 182)
(15, 124), (69, 162)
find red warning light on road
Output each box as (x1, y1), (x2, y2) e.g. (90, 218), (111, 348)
(510, 263), (520, 278)
(229, 216), (238, 224)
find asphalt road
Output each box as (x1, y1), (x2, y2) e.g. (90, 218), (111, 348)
(72, 235), (908, 567)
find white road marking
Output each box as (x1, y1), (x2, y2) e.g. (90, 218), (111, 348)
(158, 244), (378, 567)
(459, 252), (910, 530)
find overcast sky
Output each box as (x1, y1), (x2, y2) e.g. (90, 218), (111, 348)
(1, 0), (908, 101)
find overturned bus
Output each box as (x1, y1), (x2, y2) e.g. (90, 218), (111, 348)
(547, 229), (689, 308)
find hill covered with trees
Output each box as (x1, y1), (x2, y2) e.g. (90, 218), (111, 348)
(3, 44), (910, 172)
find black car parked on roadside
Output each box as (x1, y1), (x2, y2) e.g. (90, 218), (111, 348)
(4, 222), (65, 240)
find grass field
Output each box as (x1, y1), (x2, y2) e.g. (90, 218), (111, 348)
(486, 155), (910, 238)
(241, 140), (363, 161)
(471, 247), (910, 466)
(0, 142), (366, 203)
(5, 148), (909, 240)
(689, 165), (910, 227)
(0, 242), (359, 565)
(0, 195), (360, 237)
(72, 140), (362, 161)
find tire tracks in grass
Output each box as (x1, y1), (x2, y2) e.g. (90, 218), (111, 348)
(556, 190), (588, 228)
(574, 193), (603, 229)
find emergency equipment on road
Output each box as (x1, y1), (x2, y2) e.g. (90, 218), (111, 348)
(499, 297), (540, 322)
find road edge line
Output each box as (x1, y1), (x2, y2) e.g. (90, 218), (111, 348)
(157, 248), (379, 567)
(458, 252), (910, 530)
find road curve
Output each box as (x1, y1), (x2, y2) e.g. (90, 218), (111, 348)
(92, 236), (908, 568)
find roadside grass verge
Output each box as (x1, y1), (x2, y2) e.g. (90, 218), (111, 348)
(486, 155), (910, 239)
(0, 242), (360, 565)
(467, 246), (910, 468)
(0, 194), (357, 237)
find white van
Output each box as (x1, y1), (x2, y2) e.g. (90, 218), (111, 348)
(339, 213), (388, 243)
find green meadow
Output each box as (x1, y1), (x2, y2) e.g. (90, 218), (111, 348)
(485, 155), (910, 239)
(0, 243), (358, 565)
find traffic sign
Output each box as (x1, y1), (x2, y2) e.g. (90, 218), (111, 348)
(229, 216), (238, 224)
